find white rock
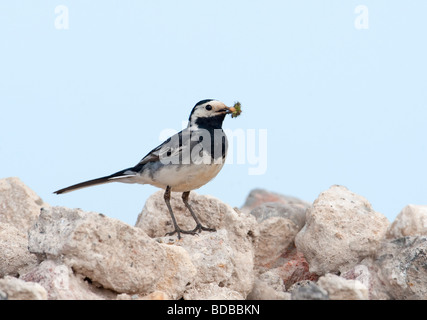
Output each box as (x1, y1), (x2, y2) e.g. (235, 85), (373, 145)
(375, 236), (427, 300)
(21, 260), (115, 300)
(241, 189), (311, 214)
(249, 202), (306, 229)
(0, 276), (47, 300)
(28, 206), (196, 297)
(154, 243), (198, 300)
(387, 205), (427, 238)
(318, 273), (369, 300)
(167, 230), (234, 286)
(0, 223), (38, 277)
(116, 291), (170, 300)
(342, 260), (392, 300)
(295, 185), (389, 274)
(341, 265), (371, 292)
(254, 216), (299, 269)
(183, 283), (244, 300)
(0, 178), (44, 277)
(247, 279), (291, 300)
(247, 271), (290, 300)
(136, 191), (258, 298)
(136, 190), (257, 238)
(0, 177), (48, 231)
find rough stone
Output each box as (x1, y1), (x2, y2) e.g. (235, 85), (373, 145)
(0, 276), (47, 300)
(154, 243), (198, 300)
(295, 185), (390, 275)
(183, 283), (244, 300)
(250, 202), (306, 229)
(241, 189), (311, 214)
(249, 201), (306, 270)
(20, 260), (115, 300)
(247, 271), (290, 300)
(164, 230), (234, 287)
(7, 178), (427, 301)
(116, 291), (170, 300)
(317, 273), (369, 300)
(28, 206), (196, 297)
(0, 222), (38, 277)
(375, 236), (427, 300)
(387, 205), (427, 239)
(341, 261), (391, 300)
(136, 190), (257, 297)
(273, 245), (319, 289)
(254, 217), (299, 269)
(289, 280), (329, 300)
(136, 190), (257, 238)
(0, 177), (48, 231)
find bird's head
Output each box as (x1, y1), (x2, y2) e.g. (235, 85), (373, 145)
(188, 99), (233, 130)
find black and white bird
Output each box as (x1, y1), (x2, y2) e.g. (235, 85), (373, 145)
(54, 99), (237, 239)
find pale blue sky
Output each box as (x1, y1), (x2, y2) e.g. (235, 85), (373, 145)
(1, 1), (426, 225)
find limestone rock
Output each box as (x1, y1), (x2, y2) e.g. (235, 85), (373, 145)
(28, 206), (196, 297)
(341, 261), (392, 300)
(250, 203), (306, 269)
(375, 236), (427, 300)
(154, 243), (198, 300)
(0, 222), (38, 277)
(0, 177), (48, 231)
(140, 291), (170, 300)
(183, 283), (244, 300)
(289, 281), (329, 300)
(116, 291), (170, 300)
(0, 276), (47, 300)
(136, 190), (257, 298)
(250, 202), (306, 229)
(255, 218), (299, 270)
(165, 230), (234, 287)
(317, 273), (369, 300)
(273, 245), (319, 289)
(135, 190), (219, 236)
(247, 270), (290, 300)
(0, 178), (43, 278)
(295, 185), (390, 275)
(241, 189), (310, 214)
(387, 205), (427, 238)
(21, 260), (115, 300)
(136, 191), (257, 238)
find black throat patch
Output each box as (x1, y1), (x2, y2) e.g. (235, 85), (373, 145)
(194, 114), (226, 131)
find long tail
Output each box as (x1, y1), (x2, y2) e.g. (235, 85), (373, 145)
(54, 168), (135, 195)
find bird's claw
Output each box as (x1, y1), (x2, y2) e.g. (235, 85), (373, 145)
(165, 224), (216, 239)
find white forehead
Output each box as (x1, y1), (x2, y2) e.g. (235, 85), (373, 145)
(187, 100), (227, 129)
(191, 100), (226, 117)
(206, 100), (226, 109)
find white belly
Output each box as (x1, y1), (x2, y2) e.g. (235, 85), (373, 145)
(133, 162), (225, 192)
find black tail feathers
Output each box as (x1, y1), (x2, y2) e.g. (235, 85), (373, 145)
(54, 168), (136, 195)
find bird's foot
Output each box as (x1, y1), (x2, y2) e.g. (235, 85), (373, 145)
(165, 225), (216, 239)
(186, 224), (216, 235)
(165, 227), (185, 240)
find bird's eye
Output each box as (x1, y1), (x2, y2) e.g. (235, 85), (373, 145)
(205, 105), (212, 111)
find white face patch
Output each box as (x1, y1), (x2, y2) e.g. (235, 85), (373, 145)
(188, 100), (228, 129)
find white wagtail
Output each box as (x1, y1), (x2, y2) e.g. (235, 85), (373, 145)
(54, 99), (239, 239)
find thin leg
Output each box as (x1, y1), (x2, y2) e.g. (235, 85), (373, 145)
(164, 186), (183, 239)
(182, 191), (216, 234)
(163, 187), (204, 238)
